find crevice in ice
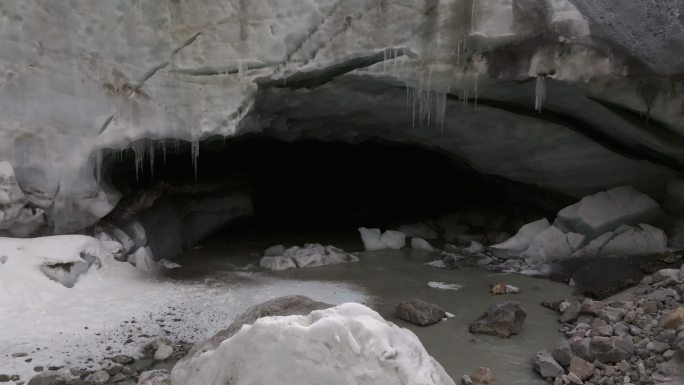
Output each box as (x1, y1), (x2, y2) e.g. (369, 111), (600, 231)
(97, 114), (115, 135)
(269, 47), (413, 90)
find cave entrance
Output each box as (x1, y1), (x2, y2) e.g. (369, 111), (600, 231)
(104, 134), (561, 258)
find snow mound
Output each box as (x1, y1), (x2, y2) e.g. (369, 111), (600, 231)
(358, 227), (406, 251)
(0, 235), (113, 288)
(555, 185), (661, 239)
(259, 244), (358, 271)
(491, 218), (550, 258)
(170, 303), (455, 385)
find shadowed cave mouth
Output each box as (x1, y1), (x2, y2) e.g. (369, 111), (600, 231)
(99, 135), (571, 259)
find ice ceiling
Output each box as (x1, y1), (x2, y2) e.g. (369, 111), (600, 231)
(0, 0), (683, 236)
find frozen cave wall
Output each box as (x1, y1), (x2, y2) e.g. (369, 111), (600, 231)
(0, 0), (683, 236)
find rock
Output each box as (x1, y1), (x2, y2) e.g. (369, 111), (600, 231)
(184, 295), (332, 359)
(555, 185), (661, 238)
(653, 268), (680, 283)
(570, 337), (594, 362)
(137, 370), (170, 385)
(112, 355), (135, 365)
(470, 367), (493, 385)
(571, 256), (645, 299)
(27, 373), (69, 385)
(411, 237), (435, 252)
(599, 307), (625, 323)
(0, 375), (11, 382)
(141, 337), (173, 357)
(154, 344), (173, 361)
(461, 374), (473, 385)
(569, 356), (595, 380)
(580, 299), (604, 317)
(470, 302), (527, 338)
(490, 283), (520, 295)
(553, 338), (573, 366)
(561, 302), (582, 323)
(535, 350), (565, 378)
(395, 298), (446, 326)
(662, 307), (684, 329)
(84, 370), (109, 385)
(491, 218), (551, 258)
(589, 336), (635, 363)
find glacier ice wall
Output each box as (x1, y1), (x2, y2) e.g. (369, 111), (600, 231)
(0, 0), (682, 234)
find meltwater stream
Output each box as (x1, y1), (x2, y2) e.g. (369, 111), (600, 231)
(172, 228), (579, 385)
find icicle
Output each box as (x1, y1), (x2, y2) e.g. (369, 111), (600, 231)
(191, 135), (200, 181)
(132, 141), (145, 181)
(392, 48), (398, 75)
(470, 0), (477, 34)
(383, 49), (387, 73)
(161, 140), (167, 164)
(457, 40), (462, 65)
(148, 141), (155, 179)
(535, 75), (546, 113)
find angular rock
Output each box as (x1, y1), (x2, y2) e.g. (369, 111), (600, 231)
(396, 298), (446, 326)
(553, 338), (573, 366)
(27, 372), (69, 385)
(560, 302), (582, 323)
(569, 337), (594, 362)
(535, 350), (565, 378)
(589, 336), (634, 363)
(662, 307), (684, 329)
(470, 302), (527, 338)
(569, 356), (594, 380)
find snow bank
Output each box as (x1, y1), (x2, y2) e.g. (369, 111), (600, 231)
(555, 185), (661, 239)
(491, 218), (550, 258)
(259, 244), (358, 271)
(358, 228), (406, 251)
(170, 303), (455, 385)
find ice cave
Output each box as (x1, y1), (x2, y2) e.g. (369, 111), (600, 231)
(1, 1), (684, 385)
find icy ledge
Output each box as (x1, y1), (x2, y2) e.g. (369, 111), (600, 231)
(170, 303), (455, 385)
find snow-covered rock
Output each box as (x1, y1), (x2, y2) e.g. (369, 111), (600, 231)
(170, 303), (455, 385)
(555, 186), (661, 239)
(573, 224), (667, 258)
(259, 244), (358, 271)
(522, 226), (585, 265)
(397, 223), (438, 240)
(411, 237), (435, 252)
(359, 228), (406, 251)
(0, 235), (112, 289)
(491, 218), (551, 258)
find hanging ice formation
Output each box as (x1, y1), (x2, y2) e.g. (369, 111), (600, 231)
(535, 75), (546, 113)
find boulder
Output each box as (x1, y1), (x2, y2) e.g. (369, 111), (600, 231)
(661, 307), (684, 329)
(552, 338), (573, 366)
(491, 218), (550, 258)
(522, 226), (585, 265)
(411, 237), (435, 252)
(395, 298), (446, 326)
(84, 370), (110, 385)
(470, 302), (527, 338)
(534, 350), (564, 378)
(555, 185), (661, 239)
(171, 303), (456, 385)
(27, 372), (70, 385)
(264, 244), (286, 257)
(569, 356), (594, 380)
(589, 336), (634, 363)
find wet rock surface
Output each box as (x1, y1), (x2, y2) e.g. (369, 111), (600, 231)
(395, 298), (447, 326)
(469, 301), (527, 338)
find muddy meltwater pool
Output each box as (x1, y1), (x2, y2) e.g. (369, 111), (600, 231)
(170, 227), (579, 385)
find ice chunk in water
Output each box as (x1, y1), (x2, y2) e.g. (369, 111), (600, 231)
(491, 218), (550, 258)
(381, 230), (407, 250)
(411, 237), (435, 252)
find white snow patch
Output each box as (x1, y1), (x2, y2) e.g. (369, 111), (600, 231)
(522, 225), (585, 265)
(491, 218), (551, 258)
(0, 236), (367, 381)
(170, 303), (455, 385)
(428, 282), (463, 291)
